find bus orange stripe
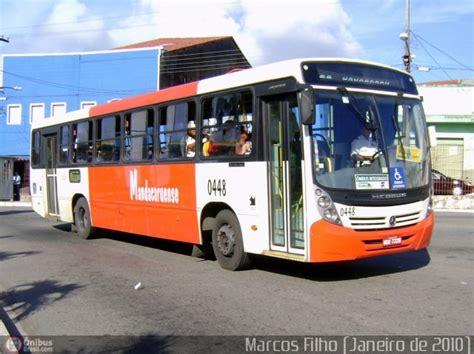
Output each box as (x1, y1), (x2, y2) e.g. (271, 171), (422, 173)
(89, 81), (199, 117)
(89, 164), (200, 244)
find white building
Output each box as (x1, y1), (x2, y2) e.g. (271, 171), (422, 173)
(418, 79), (474, 181)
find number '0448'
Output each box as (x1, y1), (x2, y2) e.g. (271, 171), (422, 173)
(207, 179), (227, 197)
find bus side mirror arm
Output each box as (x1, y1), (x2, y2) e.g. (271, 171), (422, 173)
(299, 86), (315, 125)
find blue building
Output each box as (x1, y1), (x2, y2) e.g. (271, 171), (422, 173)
(1, 47), (162, 157)
(0, 37), (250, 193)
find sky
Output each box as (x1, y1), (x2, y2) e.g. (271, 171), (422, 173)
(0, 0), (473, 83)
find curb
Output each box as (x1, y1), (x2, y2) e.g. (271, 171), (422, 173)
(434, 209), (474, 214)
(0, 202), (32, 207)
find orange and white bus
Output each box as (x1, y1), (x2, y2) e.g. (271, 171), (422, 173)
(30, 58), (434, 270)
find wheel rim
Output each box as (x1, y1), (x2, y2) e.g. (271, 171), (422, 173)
(78, 207), (87, 230)
(216, 224), (235, 257)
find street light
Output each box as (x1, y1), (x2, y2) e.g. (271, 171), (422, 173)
(0, 86), (22, 93)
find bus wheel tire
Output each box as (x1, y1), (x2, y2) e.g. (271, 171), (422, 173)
(74, 197), (95, 239)
(212, 210), (251, 271)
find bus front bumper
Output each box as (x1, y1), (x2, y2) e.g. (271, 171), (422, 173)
(309, 212), (434, 262)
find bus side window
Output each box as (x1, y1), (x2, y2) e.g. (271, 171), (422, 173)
(159, 102), (195, 159)
(123, 109), (154, 162)
(59, 125), (70, 164)
(200, 91), (253, 158)
(72, 121), (93, 164)
(31, 131), (41, 166)
(95, 116), (120, 163)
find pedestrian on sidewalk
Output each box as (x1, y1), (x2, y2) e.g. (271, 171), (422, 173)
(13, 171), (21, 201)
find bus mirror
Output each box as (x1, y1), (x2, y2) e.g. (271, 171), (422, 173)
(300, 87), (315, 125)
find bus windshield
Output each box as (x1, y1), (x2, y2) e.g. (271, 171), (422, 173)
(311, 91), (430, 191)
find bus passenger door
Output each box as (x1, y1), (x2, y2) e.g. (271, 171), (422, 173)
(264, 95), (305, 255)
(45, 135), (59, 217)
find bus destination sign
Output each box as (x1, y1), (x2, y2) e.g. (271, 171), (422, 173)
(301, 61), (418, 94)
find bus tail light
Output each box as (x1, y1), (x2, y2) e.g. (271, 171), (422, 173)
(315, 189), (342, 226)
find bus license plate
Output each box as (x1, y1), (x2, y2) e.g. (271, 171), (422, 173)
(383, 236), (402, 248)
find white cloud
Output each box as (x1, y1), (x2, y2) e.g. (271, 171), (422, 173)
(2, 0), (361, 64)
(237, 0), (361, 64)
(107, 0), (361, 65)
(107, 2), (241, 48)
(32, 0), (108, 53)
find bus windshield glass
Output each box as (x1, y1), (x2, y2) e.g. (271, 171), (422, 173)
(311, 91), (430, 191)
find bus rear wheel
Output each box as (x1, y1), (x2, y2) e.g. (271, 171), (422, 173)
(74, 197), (95, 239)
(212, 210), (251, 271)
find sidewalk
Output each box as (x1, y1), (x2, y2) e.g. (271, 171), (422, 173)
(0, 190), (32, 207)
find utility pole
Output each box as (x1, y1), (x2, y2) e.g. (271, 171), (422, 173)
(400, 0), (411, 72)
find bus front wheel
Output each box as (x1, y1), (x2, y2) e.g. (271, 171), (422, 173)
(73, 197), (95, 239)
(212, 210), (251, 271)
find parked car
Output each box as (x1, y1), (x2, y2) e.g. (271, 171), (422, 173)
(432, 169), (473, 195)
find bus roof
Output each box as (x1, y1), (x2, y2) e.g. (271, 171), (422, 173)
(32, 58), (412, 129)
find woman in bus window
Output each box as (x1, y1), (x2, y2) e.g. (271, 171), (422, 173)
(235, 128), (252, 155)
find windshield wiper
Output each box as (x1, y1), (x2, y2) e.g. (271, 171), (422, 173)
(337, 86), (377, 132)
(392, 93), (406, 160)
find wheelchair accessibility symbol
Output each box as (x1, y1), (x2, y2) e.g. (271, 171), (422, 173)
(390, 167), (406, 189)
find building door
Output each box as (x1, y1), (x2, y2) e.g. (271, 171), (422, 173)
(0, 158), (13, 200)
(264, 95), (305, 254)
(45, 135), (59, 216)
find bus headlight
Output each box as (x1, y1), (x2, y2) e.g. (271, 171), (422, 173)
(315, 189), (342, 225)
(317, 196), (331, 208)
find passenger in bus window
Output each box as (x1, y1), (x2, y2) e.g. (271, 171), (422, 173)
(95, 143), (104, 162)
(235, 128), (252, 155)
(124, 119), (131, 159)
(202, 129), (212, 157)
(72, 128), (78, 162)
(186, 121), (196, 157)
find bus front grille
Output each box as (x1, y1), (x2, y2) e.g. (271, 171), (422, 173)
(349, 211), (422, 230)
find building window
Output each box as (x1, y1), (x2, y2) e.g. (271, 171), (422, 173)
(30, 103), (45, 124)
(81, 101), (97, 110)
(7, 104), (22, 125)
(51, 102), (66, 117)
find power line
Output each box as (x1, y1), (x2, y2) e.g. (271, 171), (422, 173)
(411, 33), (453, 80)
(411, 31), (473, 71)
(1, 69), (154, 94)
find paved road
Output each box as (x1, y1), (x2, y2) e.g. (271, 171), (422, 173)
(0, 207), (473, 349)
